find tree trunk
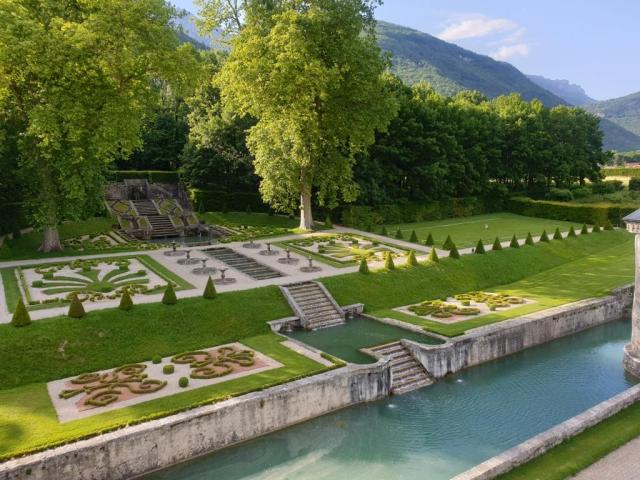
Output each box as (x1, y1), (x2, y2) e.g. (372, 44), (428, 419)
(299, 188), (314, 231)
(39, 226), (63, 252)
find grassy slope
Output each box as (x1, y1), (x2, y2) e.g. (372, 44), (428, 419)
(498, 402), (640, 480)
(0, 334), (330, 461)
(321, 231), (632, 334)
(0, 286), (292, 389)
(200, 211), (298, 228)
(379, 237), (634, 336)
(382, 213), (584, 249)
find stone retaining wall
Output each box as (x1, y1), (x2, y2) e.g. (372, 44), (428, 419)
(405, 285), (633, 378)
(0, 362), (390, 480)
(451, 383), (640, 480)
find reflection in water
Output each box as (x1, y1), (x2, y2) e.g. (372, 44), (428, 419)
(148, 319), (636, 480)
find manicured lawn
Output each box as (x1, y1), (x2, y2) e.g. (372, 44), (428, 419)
(0, 217), (151, 261)
(322, 230), (633, 336)
(498, 403), (640, 480)
(200, 211), (299, 229)
(0, 334), (333, 461)
(381, 212), (586, 249)
(0, 286), (292, 389)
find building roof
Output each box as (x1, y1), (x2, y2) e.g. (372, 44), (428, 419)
(623, 209), (640, 223)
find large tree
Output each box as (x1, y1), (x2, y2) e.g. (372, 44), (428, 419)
(0, 0), (198, 251)
(215, 0), (397, 229)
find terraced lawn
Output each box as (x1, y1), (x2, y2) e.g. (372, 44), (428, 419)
(381, 212), (587, 249)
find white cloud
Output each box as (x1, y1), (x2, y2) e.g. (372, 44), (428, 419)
(492, 43), (530, 60)
(438, 16), (518, 41)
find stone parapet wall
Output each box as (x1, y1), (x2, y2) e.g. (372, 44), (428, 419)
(406, 285), (633, 379)
(0, 362), (390, 480)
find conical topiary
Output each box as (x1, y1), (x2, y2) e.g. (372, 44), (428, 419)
(428, 248), (439, 263)
(384, 252), (395, 270)
(324, 215), (333, 229)
(203, 276), (217, 299)
(525, 232), (535, 246)
(381, 226), (388, 236)
(475, 239), (485, 254)
(406, 250), (418, 266)
(581, 224), (589, 235)
(553, 227), (563, 240)
(245, 204), (252, 215)
(604, 220), (614, 231)
(11, 298), (31, 327)
(395, 229), (404, 240)
(568, 226), (577, 238)
(424, 233), (434, 247)
(510, 234), (520, 249)
(449, 243), (460, 259)
(540, 230), (550, 242)
(359, 257), (370, 274)
(442, 235), (454, 251)
(68, 294), (86, 318)
(409, 230), (418, 243)
(593, 224), (601, 233)
(492, 237), (503, 251)
(119, 289), (134, 311)
(162, 283), (178, 305)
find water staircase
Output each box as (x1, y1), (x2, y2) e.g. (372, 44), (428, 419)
(131, 200), (177, 238)
(281, 282), (346, 330)
(369, 341), (433, 394)
(204, 247), (284, 280)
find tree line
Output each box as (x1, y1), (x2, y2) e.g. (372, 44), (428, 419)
(0, 0), (609, 250)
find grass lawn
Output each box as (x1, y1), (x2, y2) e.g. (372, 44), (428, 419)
(200, 211), (299, 229)
(381, 212), (586, 249)
(322, 230), (634, 336)
(0, 334), (333, 461)
(498, 403), (640, 480)
(0, 217), (152, 261)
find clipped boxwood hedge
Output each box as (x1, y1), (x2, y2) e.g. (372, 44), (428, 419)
(112, 170), (180, 183)
(507, 196), (635, 226)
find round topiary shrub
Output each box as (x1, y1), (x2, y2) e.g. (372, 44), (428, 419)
(152, 355), (162, 364)
(178, 376), (189, 388)
(119, 289), (134, 311)
(162, 283), (178, 305)
(163, 364), (175, 375)
(203, 276), (217, 299)
(68, 294), (86, 318)
(11, 298), (31, 327)
(358, 257), (370, 274)
(384, 252), (395, 270)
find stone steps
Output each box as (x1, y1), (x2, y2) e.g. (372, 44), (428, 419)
(204, 247), (283, 280)
(283, 282), (345, 330)
(370, 341), (433, 394)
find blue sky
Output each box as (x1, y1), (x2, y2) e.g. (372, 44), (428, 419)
(172, 0), (640, 100)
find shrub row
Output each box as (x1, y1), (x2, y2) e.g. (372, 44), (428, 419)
(506, 196), (636, 226)
(604, 168), (640, 178)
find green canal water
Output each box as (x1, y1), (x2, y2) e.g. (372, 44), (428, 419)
(287, 316), (443, 363)
(148, 319), (637, 480)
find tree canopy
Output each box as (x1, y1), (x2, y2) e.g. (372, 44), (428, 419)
(215, 0), (397, 229)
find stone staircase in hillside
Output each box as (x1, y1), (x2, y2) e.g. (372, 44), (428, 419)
(131, 200), (177, 238)
(369, 341), (433, 394)
(282, 282), (346, 330)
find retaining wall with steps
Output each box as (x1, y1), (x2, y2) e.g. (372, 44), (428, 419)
(204, 247), (284, 280)
(367, 341), (433, 394)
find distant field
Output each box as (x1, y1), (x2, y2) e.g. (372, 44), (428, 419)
(382, 213), (585, 249)
(603, 167), (640, 178)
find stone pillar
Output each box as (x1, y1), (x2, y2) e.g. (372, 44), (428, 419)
(624, 234), (640, 377)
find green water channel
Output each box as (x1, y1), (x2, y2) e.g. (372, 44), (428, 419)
(286, 316), (443, 363)
(148, 318), (637, 480)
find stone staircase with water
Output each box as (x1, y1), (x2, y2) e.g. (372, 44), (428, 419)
(369, 341), (433, 394)
(204, 247), (284, 280)
(282, 282), (346, 330)
(131, 200), (177, 238)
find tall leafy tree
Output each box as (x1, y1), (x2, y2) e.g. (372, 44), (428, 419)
(215, 0), (397, 229)
(0, 0), (199, 251)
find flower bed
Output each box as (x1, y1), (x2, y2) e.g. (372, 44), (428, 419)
(396, 291), (531, 324)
